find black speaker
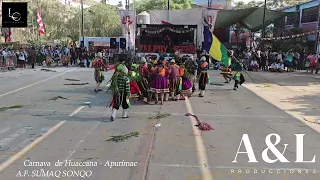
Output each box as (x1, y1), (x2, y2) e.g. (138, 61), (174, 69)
(110, 38), (116, 49)
(120, 38), (126, 49)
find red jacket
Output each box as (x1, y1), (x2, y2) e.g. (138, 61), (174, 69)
(130, 81), (141, 95)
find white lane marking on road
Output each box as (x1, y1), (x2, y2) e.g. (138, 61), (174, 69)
(0, 68), (75, 98)
(65, 121), (100, 161)
(184, 97), (213, 180)
(0, 127), (10, 135)
(0, 105), (85, 172)
(0, 127), (29, 147)
(8, 108), (293, 119)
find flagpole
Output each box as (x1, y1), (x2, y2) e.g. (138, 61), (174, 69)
(81, 0), (84, 47)
(37, 0), (40, 46)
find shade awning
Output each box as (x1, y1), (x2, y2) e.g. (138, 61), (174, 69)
(213, 7), (293, 31)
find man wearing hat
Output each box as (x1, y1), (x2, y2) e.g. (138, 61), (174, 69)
(198, 56), (209, 97)
(110, 65), (131, 121)
(167, 59), (181, 100)
(185, 57), (198, 93)
(92, 52), (109, 92)
(137, 57), (150, 103)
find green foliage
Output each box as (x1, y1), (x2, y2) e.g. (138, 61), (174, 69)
(233, 0), (310, 10)
(134, 0), (194, 14)
(106, 131), (139, 142)
(12, 0), (121, 43)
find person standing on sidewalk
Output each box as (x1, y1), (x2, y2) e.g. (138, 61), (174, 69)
(315, 55), (320, 75)
(29, 47), (36, 69)
(17, 48), (26, 68)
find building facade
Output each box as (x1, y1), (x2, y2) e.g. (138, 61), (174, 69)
(282, 0), (319, 41)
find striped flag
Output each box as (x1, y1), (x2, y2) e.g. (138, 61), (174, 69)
(203, 26), (231, 66)
(37, 8), (45, 34)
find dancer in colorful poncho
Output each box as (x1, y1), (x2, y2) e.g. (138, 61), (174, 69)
(231, 60), (245, 90)
(110, 65), (131, 121)
(167, 59), (181, 100)
(150, 60), (169, 104)
(198, 56), (209, 97)
(220, 65), (232, 83)
(92, 52), (109, 92)
(137, 57), (151, 103)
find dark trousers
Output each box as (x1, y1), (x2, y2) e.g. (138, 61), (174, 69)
(240, 73), (245, 85)
(234, 80), (239, 88)
(198, 72), (208, 90)
(31, 63), (35, 69)
(113, 93), (129, 110)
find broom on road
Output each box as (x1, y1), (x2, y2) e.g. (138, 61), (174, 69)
(185, 113), (214, 131)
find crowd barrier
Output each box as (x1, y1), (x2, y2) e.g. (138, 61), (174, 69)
(0, 55), (17, 71)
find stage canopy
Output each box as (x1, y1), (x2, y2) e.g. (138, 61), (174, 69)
(199, 7), (293, 32)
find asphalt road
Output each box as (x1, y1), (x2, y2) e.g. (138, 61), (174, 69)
(0, 67), (319, 180)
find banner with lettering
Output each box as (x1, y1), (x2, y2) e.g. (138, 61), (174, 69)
(141, 27), (195, 34)
(138, 44), (195, 54)
(120, 10), (136, 48)
(202, 10), (218, 33)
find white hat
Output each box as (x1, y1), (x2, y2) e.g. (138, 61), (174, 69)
(200, 56), (206, 61)
(170, 59), (175, 63)
(122, 66), (128, 74)
(141, 57), (146, 63)
(97, 52), (102, 58)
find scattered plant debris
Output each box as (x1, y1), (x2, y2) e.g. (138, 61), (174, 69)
(41, 68), (56, 72)
(49, 96), (68, 101)
(64, 83), (89, 85)
(148, 113), (171, 120)
(65, 78), (80, 81)
(210, 83), (223, 86)
(106, 131), (139, 142)
(0, 105), (23, 112)
(31, 114), (47, 117)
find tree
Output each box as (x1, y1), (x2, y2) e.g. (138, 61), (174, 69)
(233, 0), (310, 10)
(233, 1), (264, 9)
(11, 0), (121, 43)
(68, 4), (122, 40)
(134, 0), (194, 14)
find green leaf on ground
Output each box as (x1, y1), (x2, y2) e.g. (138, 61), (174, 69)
(148, 113), (171, 120)
(64, 83), (89, 85)
(41, 68), (57, 72)
(0, 105), (23, 112)
(106, 131), (139, 143)
(49, 96), (68, 101)
(65, 78), (80, 81)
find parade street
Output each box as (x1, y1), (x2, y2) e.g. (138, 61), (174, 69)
(0, 67), (319, 180)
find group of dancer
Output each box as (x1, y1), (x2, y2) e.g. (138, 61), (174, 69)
(91, 52), (245, 121)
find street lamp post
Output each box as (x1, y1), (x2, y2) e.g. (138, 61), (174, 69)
(81, 0), (84, 47)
